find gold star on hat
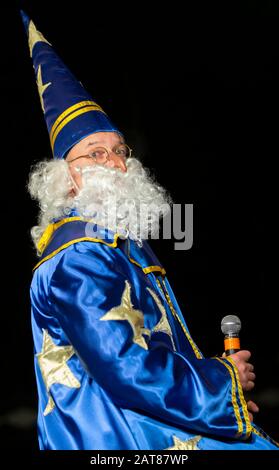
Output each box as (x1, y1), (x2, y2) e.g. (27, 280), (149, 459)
(28, 19), (51, 57)
(36, 65), (51, 112)
(36, 329), (81, 416)
(100, 280), (151, 350)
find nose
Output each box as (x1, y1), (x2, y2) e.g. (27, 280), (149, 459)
(106, 153), (127, 173)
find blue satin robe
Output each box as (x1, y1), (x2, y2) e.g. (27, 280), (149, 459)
(30, 217), (278, 450)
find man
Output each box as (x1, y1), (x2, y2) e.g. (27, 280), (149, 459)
(22, 11), (278, 450)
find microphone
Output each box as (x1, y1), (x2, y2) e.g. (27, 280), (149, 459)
(221, 315), (241, 356)
(221, 315), (252, 404)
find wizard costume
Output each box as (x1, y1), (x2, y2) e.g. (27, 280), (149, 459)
(22, 11), (278, 450)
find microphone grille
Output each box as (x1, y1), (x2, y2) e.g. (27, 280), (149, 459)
(221, 315), (241, 335)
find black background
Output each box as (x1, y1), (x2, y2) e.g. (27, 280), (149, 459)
(1, 0), (279, 450)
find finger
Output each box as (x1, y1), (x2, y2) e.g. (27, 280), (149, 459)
(247, 363), (254, 372)
(238, 350), (252, 361)
(248, 412), (254, 422)
(247, 400), (259, 413)
(247, 400), (258, 411)
(231, 350), (251, 363)
(245, 380), (255, 391)
(248, 372), (256, 381)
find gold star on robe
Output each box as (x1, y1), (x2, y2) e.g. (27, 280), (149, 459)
(28, 19), (51, 57)
(166, 435), (202, 450)
(100, 280), (151, 350)
(36, 329), (81, 416)
(36, 65), (51, 113)
(147, 287), (176, 350)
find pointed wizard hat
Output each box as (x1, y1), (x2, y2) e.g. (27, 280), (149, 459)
(21, 11), (121, 159)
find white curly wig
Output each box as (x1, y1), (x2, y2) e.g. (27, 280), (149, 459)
(28, 157), (172, 252)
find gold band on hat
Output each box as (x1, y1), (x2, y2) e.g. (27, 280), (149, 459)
(50, 100), (106, 150)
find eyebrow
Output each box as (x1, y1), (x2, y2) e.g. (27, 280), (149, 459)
(86, 141), (101, 147)
(86, 140), (125, 147)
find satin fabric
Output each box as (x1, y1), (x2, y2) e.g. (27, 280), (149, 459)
(30, 219), (278, 450)
(21, 11), (121, 159)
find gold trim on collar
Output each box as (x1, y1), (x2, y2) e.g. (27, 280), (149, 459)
(35, 217), (167, 277)
(37, 216), (93, 255)
(33, 234), (120, 271)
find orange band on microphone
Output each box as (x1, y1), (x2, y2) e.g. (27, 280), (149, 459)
(224, 337), (240, 351)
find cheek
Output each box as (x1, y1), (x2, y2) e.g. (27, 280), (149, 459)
(75, 171), (83, 189)
(68, 167), (82, 190)
(105, 160), (115, 168)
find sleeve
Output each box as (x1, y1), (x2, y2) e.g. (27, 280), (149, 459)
(48, 242), (251, 440)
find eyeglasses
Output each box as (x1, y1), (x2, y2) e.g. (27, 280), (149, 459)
(67, 143), (132, 165)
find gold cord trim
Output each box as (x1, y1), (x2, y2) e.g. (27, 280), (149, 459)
(33, 235), (120, 271)
(37, 216), (93, 254)
(128, 256), (142, 268)
(225, 356), (252, 437)
(143, 265), (166, 276)
(215, 357), (244, 438)
(156, 279), (202, 359)
(126, 238), (166, 276)
(251, 425), (279, 447)
(35, 218), (168, 277)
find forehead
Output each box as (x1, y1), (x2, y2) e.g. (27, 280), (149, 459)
(66, 132), (124, 160)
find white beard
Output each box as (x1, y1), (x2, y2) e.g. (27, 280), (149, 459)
(73, 158), (172, 241)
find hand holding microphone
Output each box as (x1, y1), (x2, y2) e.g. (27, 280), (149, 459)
(221, 315), (259, 421)
(221, 315), (256, 391)
(221, 315), (241, 355)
